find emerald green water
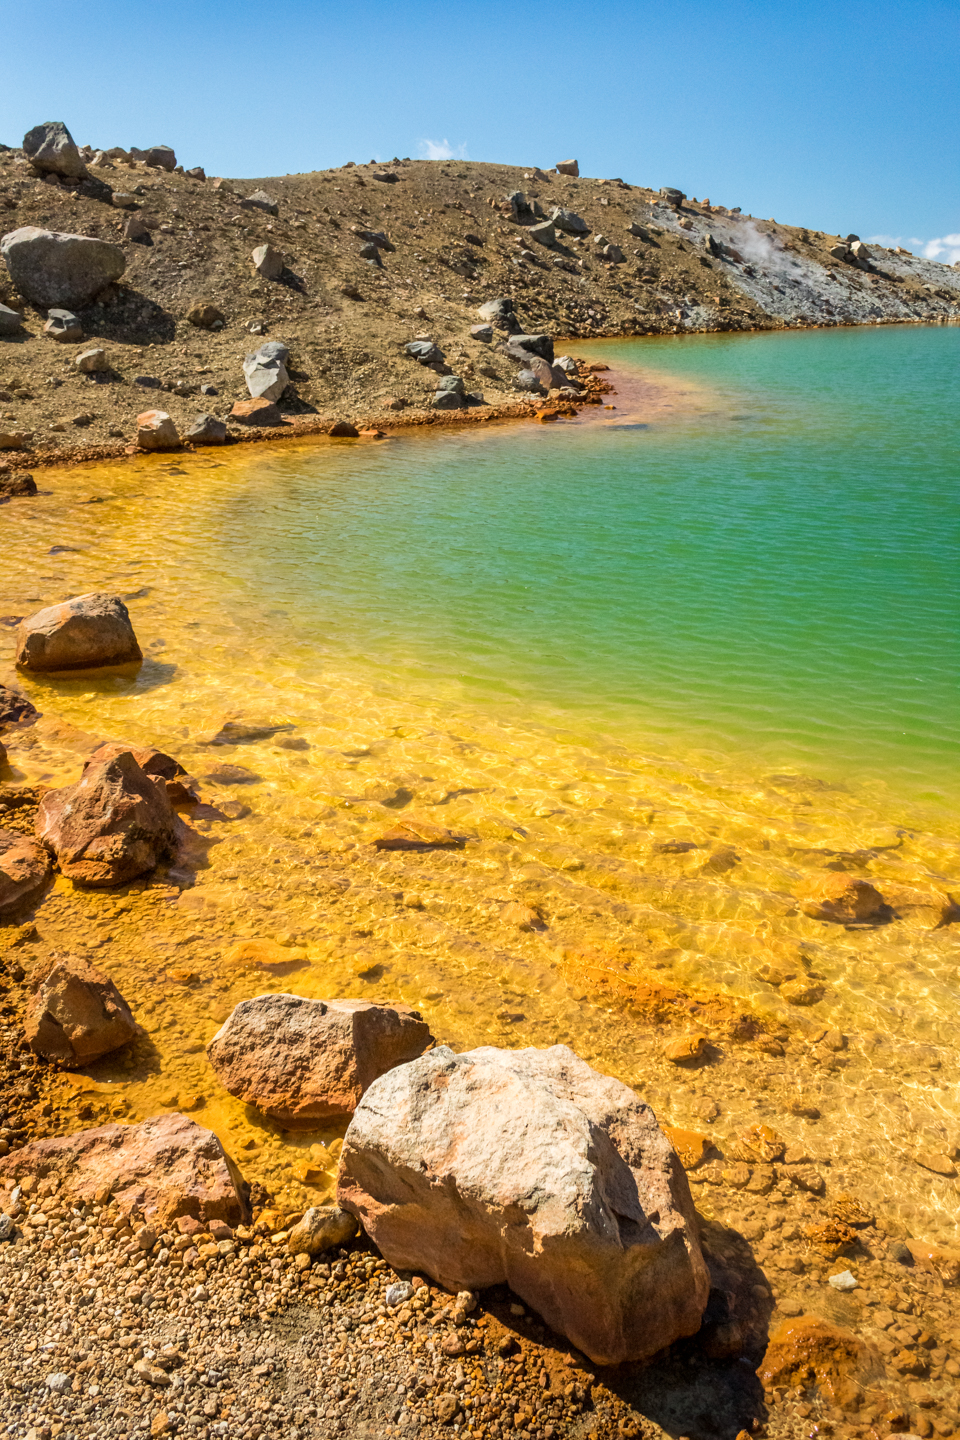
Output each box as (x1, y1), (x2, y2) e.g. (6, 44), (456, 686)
(221, 323), (959, 810)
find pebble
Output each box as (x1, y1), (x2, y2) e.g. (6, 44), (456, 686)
(828, 1269), (858, 1291)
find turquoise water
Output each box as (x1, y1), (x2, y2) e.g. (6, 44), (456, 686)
(211, 324), (958, 806)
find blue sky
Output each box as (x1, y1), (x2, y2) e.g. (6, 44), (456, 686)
(2, 0), (957, 252)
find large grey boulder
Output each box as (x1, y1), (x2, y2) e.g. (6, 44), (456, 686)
(184, 413), (227, 445)
(130, 145), (176, 171)
(507, 332), (554, 363)
(550, 207), (589, 235)
(243, 340), (289, 401)
(207, 994), (434, 1127)
(528, 220), (557, 248)
(0, 228), (125, 309)
(16, 592), (142, 672)
(23, 122), (87, 180)
(0, 304), (23, 336)
(660, 187), (685, 207)
(240, 190), (279, 216)
(337, 1045), (710, 1367)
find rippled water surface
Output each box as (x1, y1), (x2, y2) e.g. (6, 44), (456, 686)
(2, 323), (958, 1239)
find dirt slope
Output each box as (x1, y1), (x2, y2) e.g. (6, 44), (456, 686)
(1, 145), (959, 464)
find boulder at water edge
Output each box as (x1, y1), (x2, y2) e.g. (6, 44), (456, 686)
(337, 1044), (710, 1366)
(0, 227), (125, 309)
(25, 954), (142, 1067)
(207, 994), (434, 1127)
(0, 1113), (249, 1226)
(0, 827), (52, 917)
(136, 409), (179, 451)
(37, 750), (181, 887)
(23, 121), (88, 180)
(16, 591), (142, 671)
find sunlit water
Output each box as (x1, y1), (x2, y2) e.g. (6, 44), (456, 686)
(2, 324), (958, 1250)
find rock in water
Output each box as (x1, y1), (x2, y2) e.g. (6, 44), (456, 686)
(207, 994), (434, 1127)
(16, 591), (142, 671)
(22, 121), (88, 180)
(243, 341), (289, 401)
(0, 828), (52, 917)
(0, 683), (40, 729)
(36, 750), (181, 887)
(797, 873), (886, 924)
(337, 1044), (709, 1366)
(0, 228), (125, 309)
(25, 955), (142, 1067)
(0, 1113), (248, 1226)
(0, 468), (37, 497)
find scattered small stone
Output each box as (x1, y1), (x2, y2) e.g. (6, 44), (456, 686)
(184, 413), (227, 445)
(186, 300), (225, 329)
(828, 1270), (858, 1291)
(75, 346), (108, 373)
(43, 308), (83, 342)
(240, 190), (279, 216)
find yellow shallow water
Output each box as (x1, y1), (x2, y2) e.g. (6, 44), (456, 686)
(2, 436), (959, 1243)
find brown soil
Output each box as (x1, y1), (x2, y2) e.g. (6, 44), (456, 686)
(2, 152), (959, 468)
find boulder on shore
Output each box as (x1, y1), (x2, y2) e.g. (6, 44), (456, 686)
(230, 397), (282, 426)
(287, 1206), (359, 1256)
(37, 750), (182, 887)
(0, 1113), (249, 1226)
(184, 413), (227, 445)
(243, 340), (290, 401)
(16, 591), (142, 672)
(136, 409), (179, 451)
(0, 827), (52, 917)
(25, 955), (142, 1067)
(207, 994), (435, 1127)
(0, 227), (125, 309)
(23, 121), (88, 180)
(337, 1044), (710, 1366)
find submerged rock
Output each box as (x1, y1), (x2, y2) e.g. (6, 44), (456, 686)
(16, 591), (142, 672)
(337, 1044), (709, 1366)
(797, 872), (886, 924)
(208, 994), (434, 1127)
(25, 954), (142, 1067)
(37, 750), (181, 887)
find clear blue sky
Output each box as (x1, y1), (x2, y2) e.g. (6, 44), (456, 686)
(2, 0), (957, 249)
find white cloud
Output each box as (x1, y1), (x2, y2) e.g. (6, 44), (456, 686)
(418, 137), (468, 161)
(866, 232), (960, 265)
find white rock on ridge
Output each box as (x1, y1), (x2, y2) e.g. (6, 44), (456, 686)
(337, 1044), (710, 1366)
(22, 121), (88, 180)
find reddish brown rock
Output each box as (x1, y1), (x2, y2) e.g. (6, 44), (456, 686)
(337, 1044), (709, 1367)
(759, 1315), (870, 1406)
(797, 872), (885, 924)
(207, 994), (434, 1127)
(905, 1239), (960, 1285)
(86, 740), (185, 780)
(136, 409), (180, 451)
(882, 882), (958, 929)
(0, 1112), (248, 1225)
(36, 750), (181, 887)
(663, 1126), (712, 1170)
(328, 420), (360, 438)
(230, 397), (282, 426)
(0, 826), (52, 916)
(16, 592), (142, 672)
(24, 954), (141, 1066)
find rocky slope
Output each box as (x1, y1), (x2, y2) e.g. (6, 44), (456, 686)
(1, 129), (959, 465)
